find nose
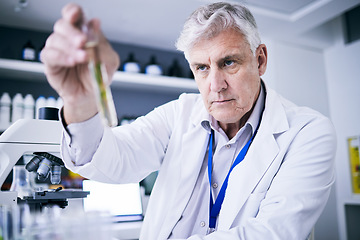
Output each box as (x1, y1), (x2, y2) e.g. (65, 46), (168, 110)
(209, 69), (227, 92)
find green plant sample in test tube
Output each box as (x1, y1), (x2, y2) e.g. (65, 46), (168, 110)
(84, 22), (118, 127)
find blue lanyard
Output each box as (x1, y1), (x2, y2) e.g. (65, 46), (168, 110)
(207, 127), (258, 232)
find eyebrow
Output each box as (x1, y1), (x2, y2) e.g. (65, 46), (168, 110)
(190, 53), (246, 69)
(190, 62), (205, 70)
(218, 54), (245, 65)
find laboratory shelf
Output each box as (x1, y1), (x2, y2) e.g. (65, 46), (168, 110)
(0, 58), (198, 93)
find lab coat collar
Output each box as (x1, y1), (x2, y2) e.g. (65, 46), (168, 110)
(190, 94), (210, 130)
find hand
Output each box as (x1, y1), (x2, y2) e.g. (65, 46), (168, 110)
(41, 3), (120, 124)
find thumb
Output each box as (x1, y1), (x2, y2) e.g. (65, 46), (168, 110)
(62, 3), (85, 29)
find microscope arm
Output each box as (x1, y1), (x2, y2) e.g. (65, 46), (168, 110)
(0, 119), (62, 206)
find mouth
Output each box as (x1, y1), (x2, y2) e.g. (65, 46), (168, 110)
(211, 99), (234, 105)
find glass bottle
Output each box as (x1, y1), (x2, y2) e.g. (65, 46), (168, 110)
(145, 55), (163, 75)
(168, 59), (183, 77)
(22, 40), (36, 61)
(123, 53), (141, 73)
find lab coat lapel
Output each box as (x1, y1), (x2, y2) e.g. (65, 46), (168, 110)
(159, 99), (210, 238)
(218, 87), (289, 230)
(217, 127), (279, 229)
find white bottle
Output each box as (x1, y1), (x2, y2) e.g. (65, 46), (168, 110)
(35, 96), (46, 119)
(23, 94), (35, 119)
(56, 97), (63, 109)
(0, 92), (11, 129)
(46, 96), (57, 108)
(11, 93), (24, 123)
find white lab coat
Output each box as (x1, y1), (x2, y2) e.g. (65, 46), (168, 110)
(62, 84), (336, 240)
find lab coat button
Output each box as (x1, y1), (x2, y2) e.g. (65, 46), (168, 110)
(212, 182), (218, 189)
(225, 144), (231, 149)
(200, 221), (206, 227)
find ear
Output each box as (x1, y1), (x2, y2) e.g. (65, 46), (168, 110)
(256, 44), (267, 76)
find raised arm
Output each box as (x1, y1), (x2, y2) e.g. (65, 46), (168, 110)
(41, 3), (120, 124)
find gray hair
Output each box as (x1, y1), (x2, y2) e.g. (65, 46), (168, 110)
(175, 2), (261, 56)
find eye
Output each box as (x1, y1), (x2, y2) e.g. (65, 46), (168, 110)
(196, 65), (207, 71)
(224, 60), (234, 67)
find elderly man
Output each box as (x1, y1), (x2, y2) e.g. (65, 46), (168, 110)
(41, 2), (336, 240)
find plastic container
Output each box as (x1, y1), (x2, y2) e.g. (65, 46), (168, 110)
(0, 92), (11, 129)
(35, 96), (46, 119)
(11, 93), (24, 123)
(57, 97), (63, 109)
(23, 94), (35, 119)
(46, 96), (57, 108)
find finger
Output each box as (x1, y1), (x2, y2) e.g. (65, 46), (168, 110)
(88, 18), (100, 33)
(41, 47), (75, 67)
(46, 33), (87, 61)
(61, 3), (84, 28)
(53, 18), (87, 49)
(41, 36), (87, 67)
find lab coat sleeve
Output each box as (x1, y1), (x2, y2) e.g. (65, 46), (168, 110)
(172, 113), (336, 240)
(61, 99), (178, 184)
(61, 112), (104, 167)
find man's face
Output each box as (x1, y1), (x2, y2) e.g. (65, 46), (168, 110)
(188, 29), (267, 127)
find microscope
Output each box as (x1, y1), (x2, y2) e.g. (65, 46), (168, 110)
(0, 109), (89, 211)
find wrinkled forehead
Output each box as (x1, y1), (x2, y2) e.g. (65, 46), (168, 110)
(185, 28), (250, 61)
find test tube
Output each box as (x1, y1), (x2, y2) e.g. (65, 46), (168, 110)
(83, 21), (118, 127)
